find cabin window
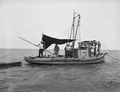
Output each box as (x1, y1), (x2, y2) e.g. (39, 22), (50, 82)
(79, 44), (87, 50)
(80, 47), (87, 50)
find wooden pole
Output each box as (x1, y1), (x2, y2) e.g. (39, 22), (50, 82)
(19, 37), (54, 55)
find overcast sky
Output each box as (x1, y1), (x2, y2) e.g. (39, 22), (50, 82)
(0, 0), (120, 50)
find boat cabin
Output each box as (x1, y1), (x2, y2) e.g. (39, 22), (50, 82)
(74, 40), (101, 59)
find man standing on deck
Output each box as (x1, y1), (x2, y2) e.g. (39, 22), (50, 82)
(64, 44), (72, 58)
(97, 41), (101, 55)
(35, 41), (45, 58)
(54, 44), (60, 57)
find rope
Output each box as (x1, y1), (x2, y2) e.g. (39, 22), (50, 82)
(107, 54), (120, 62)
(57, 26), (72, 38)
(58, 16), (79, 39)
(80, 23), (120, 62)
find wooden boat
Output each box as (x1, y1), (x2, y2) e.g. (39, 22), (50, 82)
(24, 12), (107, 65)
(24, 53), (107, 65)
(0, 61), (21, 67)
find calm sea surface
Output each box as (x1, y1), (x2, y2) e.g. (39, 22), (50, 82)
(0, 49), (120, 92)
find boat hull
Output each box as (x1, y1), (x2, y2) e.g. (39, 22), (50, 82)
(24, 53), (107, 65)
(0, 61), (21, 67)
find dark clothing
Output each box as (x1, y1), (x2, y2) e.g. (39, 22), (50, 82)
(64, 45), (72, 58)
(65, 50), (72, 58)
(38, 49), (44, 58)
(54, 45), (60, 57)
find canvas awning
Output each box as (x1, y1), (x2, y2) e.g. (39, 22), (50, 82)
(42, 34), (76, 49)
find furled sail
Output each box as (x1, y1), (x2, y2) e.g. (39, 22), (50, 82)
(42, 34), (75, 49)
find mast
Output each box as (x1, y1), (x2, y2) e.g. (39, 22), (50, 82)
(69, 11), (81, 58)
(79, 14), (81, 58)
(70, 10), (75, 39)
(71, 11), (75, 57)
(73, 11), (75, 42)
(72, 13), (81, 57)
(74, 14), (80, 44)
(79, 14), (81, 42)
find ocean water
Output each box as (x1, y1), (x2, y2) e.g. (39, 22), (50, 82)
(0, 49), (120, 92)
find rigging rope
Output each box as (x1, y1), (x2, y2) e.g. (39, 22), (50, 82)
(58, 15), (79, 39)
(80, 23), (110, 51)
(80, 23), (120, 62)
(57, 26), (72, 38)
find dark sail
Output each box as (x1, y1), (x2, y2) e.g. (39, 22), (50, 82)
(42, 34), (75, 49)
